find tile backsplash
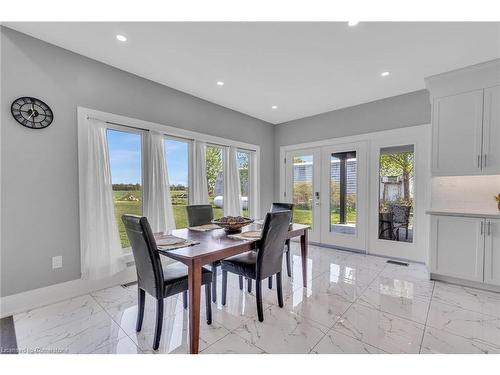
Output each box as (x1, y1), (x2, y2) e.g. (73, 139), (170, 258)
(431, 175), (500, 213)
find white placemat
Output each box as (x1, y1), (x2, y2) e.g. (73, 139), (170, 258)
(188, 224), (220, 231)
(227, 230), (261, 241)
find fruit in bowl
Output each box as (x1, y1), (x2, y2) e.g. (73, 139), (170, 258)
(211, 216), (254, 233)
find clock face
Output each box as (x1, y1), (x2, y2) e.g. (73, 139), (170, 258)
(11, 97), (54, 129)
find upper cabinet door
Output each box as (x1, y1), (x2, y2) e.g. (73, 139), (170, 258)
(484, 219), (500, 286)
(482, 86), (500, 175)
(432, 90), (484, 176)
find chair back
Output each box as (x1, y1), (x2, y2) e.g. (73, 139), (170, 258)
(186, 204), (214, 227)
(257, 210), (292, 279)
(270, 202), (294, 224)
(389, 204), (411, 224)
(122, 215), (164, 298)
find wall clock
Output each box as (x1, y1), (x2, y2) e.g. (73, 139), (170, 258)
(11, 97), (54, 129)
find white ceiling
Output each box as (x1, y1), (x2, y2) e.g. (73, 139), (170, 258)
(5, 22), (500, 124)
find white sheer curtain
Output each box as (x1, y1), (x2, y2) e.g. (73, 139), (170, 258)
(145, 131), (176, 232)
(81, 119), (125, 280)
(224, 146), (242, 216)
(192, 140), (209, 204)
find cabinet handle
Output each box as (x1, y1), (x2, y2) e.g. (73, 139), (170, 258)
(477, 154), (481, 169)
(484, 154), (487, 168)
(488, 221), (491, 236)
(481, 221), (484, 235)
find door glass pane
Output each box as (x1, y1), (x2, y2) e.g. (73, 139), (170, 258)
(292, 155), (313, 228)
(107, 129), (142, 248)
(330, 151), (357, 235)
(206, 145), (224, 219)
(378, 145), (414, 243)
(237, 150), (250, 217)
(165, 138), (189, 228)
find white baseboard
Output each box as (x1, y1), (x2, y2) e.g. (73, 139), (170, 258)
(0, 266), (137, 318)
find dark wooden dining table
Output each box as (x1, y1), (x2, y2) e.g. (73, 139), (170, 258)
(156, 223), (310, 354)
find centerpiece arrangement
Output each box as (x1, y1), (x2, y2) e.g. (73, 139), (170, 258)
(211, 216), (254, 233)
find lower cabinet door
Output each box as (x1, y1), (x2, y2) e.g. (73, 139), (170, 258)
(484, 219), (500, 286)
(430, 216), (485, 282)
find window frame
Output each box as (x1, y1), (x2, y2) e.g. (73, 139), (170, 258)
(78, 107), (260, 262)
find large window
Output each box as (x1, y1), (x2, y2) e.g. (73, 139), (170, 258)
(378, 145), (414, 243)
(237, 150), (250, 217)
(164, 137), (190, 229)
(206, 145), (224, 218)
(107, 129), (143, 248)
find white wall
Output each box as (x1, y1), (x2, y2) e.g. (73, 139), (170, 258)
(0, 27), (275, 297)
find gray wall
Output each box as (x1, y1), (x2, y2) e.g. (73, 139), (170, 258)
(273, 90), (431, 198)
(0, 27), (275, 297)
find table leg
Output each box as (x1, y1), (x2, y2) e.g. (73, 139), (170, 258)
(300, 229), (309, 287)
(187, 259), (202, 354)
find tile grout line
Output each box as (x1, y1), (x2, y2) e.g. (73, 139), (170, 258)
(418, 280), (436, 354)
(309, 263), (388, 354)
(89, 292), (145, 354)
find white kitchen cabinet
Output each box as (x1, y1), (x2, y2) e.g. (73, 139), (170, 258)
(482, 86), (500, 175)
(484, 219), (500, 286)
(431, 90), (484, 175)
(425, 60), (500, 176)
(430, 215), (485, 282)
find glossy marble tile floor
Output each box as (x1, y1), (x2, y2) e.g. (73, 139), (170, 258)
(12, 244), (500, 354)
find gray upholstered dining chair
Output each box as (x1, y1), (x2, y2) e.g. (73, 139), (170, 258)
(267, 202), (294, 288)
(221, 210), (292, 322)
(185, 204), (219, 302)
(122, 214), (213, 350)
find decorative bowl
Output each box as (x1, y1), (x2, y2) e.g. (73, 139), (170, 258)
(211, 216), (254, 233)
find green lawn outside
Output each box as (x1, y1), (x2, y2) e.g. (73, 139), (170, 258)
(113, 190), (229, 248)
(293, 207), (356, 228)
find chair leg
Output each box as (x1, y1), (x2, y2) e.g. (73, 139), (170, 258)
(136, 288), (145, 332)
(205, 284), (212, 325)
(153, 298), (164, 351)
(239, 275), (243, 290)
(276, 272), (284, 308)
(247, 278), (252, 293)
(211, 263), (217, 303)
(221, 270), (228, 306)
(268, 276), (273, 289)
(285, 243), (292, 278)
(255, 280), (264, 322)
(182, 290), (188, 309)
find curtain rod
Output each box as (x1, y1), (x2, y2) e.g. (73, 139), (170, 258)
(86, 115), (256, 153)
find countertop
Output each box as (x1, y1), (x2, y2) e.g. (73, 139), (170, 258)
(426, 208), (500, 219)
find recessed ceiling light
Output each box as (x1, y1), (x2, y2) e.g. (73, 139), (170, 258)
(216, 81), (225, 86)
(116, 34), (127, 42)
(381, 71), (390, 77)
(271, 105), (278, 110)
(347, 21), (359, 27)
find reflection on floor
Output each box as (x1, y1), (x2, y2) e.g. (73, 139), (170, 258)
(11, 244), (500, 354)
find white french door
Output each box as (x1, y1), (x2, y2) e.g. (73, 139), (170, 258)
(284, 142), (368, 249)
(284, 148), (321, 242)
(281, 125), (431, 263)
(320, 142), (368, 250)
